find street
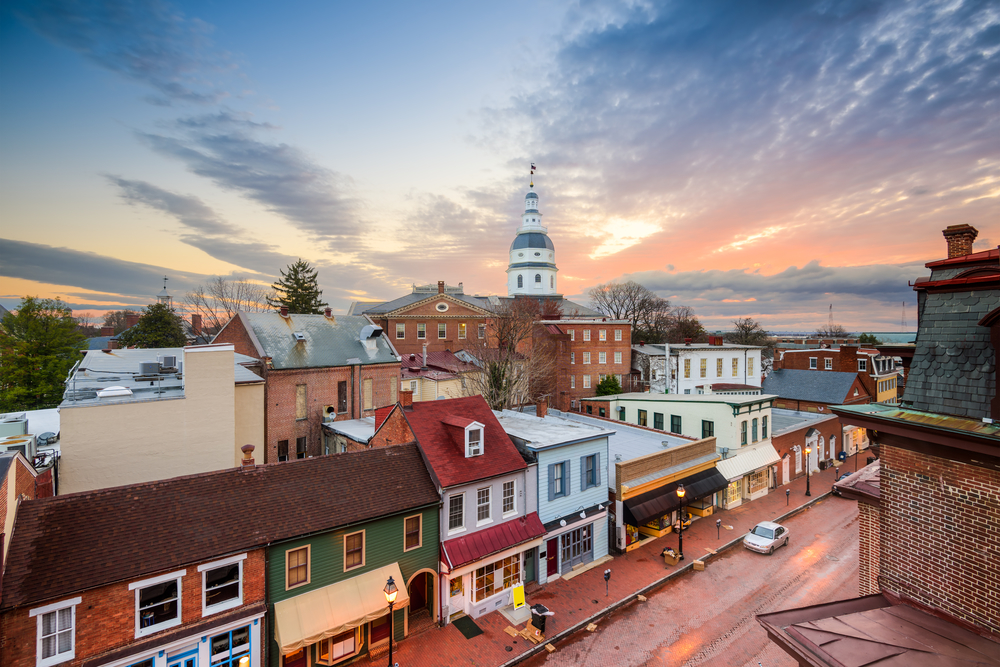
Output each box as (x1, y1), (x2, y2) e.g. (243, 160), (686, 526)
(522, 495), (860, 667)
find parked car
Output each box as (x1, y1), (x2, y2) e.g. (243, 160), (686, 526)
(832, 472), (852, 496)
(743, 521), (789, 555)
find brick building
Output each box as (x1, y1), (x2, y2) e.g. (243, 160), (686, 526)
(536, 318), (634, 412)
(213, 310), (401, 463)
(0, 451), (37, 572)
(758, 225), (1000, 662)
(762, 368), (871, 414)
(774, 344), (904, 404)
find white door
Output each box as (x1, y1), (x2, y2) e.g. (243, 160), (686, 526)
(448, 575), (466, 618)
(782, 457), (789, 485)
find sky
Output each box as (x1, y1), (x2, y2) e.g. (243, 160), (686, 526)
(1, 0), (997, 332)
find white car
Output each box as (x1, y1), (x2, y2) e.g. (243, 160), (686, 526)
(743, 521), (789, 555)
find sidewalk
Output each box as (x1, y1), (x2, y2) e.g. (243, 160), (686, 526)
(389, 452), (866, 667)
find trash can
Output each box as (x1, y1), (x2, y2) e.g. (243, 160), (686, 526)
(530, 604), (551, 634)
(838, 450), (847, 462)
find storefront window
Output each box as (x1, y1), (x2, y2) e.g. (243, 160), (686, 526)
(210, 626), (250, 667)
(749, 469), (767, 494)
(726, 480), (741, 505)
(474, 555), (520, 602)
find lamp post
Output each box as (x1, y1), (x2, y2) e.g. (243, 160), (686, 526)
(384, 576), (398, 667)
(804, 447), (812, 497)
(676, 484), (686, 560)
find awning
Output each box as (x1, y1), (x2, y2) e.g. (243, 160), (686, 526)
(716, 442), (781, 481)
(622, 468), (730, 527)
(441, 512), (546, 571)
(274, 562), (410, 654)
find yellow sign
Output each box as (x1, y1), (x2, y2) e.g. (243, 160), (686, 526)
(512, 583), (525, 610)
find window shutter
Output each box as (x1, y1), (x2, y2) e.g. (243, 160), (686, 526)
(563, 461), (571, 497)
(580, 456), (587, 491)
(595, 452), (601, 487)
(548, 464), (556, 502)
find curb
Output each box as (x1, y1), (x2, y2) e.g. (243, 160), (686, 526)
(498, 490), (833, 667)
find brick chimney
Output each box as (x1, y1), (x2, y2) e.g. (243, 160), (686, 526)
(240, 444), (255, 468)
(684, 338), (692, 346)
(280, 306), (289, 318)
(943, 224), (978, 258)
(438, 280), (445, 294)
(400, 389), (414, 408)
(125, 312), (141, 329)
(100, 326), (114, 337)
(537, 398), (548, 419)
(191, 313), (202, 335)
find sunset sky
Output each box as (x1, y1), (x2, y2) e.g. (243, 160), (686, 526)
(1, 0), (997, 331)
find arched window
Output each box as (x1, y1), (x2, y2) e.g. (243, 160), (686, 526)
(550, 276), (554, 288)
(517, 275), (523, 288)
(535, 274), (541, 283)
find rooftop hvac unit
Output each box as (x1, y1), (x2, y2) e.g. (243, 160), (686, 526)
(721, 447), (730, 460)
(0, 414), (28, 437)
(0, 434), (37, 460)
(160, 355), (178, 369)
(139, 361), (160, 376)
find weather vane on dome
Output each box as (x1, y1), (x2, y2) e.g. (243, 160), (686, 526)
(530, 162), (536, 188)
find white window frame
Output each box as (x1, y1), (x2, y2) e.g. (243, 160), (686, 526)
(583, 330), (591, 341)
(448, 493), (465, 533)
(478, 323), (486, 339)
(599, 329), (606, 341)
(438, 322), (447, 339)
(598, 352), (606, 364)
(458, 322), (467, 339)
(465, 422), (484, 457)
(859, 358), (867, 372)
(614, 351), (622, 364)
(569, 329), (575, 341)
(316, 627), (362, 665)
(583, 375), (591, 389)
(570, 375), (575, 389)
(476, 487), (492, 525)
(417, 323), (426, 339)
(614, 329), (622, 341)
(583, 352), (591, 365)
(395, 323), (405, 339)
(824, 358), (833, 370)
(809, 357), (817, 369)
(570, 352), (575, 365)
(502, 480), (516, 516)
(198, 553), (246, 616)
(31, 597), (81, 667)
(130, 569), (185, 638)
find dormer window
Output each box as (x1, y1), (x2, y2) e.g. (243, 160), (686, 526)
(467, 426), (482, 457)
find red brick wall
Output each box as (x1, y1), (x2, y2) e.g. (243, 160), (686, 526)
(369, 297), (490, 357)
(369, 407), (415, 449)
(0, 550), (266, 667)
(858, 501), (880, 596)
(772, 429), (811, 485)
(879, 444), (1000, 636)
(772, 394), (870, 413)
(542, 323), (633, 412)
(265, 363), (401, 462)
(15, 462), (35, 501)
(776, 349), (840, 371)
(214, 315), (260, 359)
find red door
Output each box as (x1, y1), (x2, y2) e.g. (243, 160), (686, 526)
(546, 538), (559, 577)
(410, 572), (426, 610)
(370, 614), (391, 644)
(283, 649), (306, 667)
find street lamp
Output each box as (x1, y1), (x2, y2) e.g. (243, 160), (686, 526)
(676, 484), (686, 560)
(383, 576), (398, 667)
(804, 447), (812, 497)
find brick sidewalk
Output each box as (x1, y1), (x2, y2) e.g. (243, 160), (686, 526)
(388, 452), (866, 667)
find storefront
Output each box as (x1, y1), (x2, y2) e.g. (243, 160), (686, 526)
(101, 610), (265, 667)
(273, 563), (409, 666)
(716, 442), (781, 509)
(620, 468), (729, 551)
(536, 506), (609, 583)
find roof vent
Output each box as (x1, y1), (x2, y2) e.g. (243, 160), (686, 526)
(293, 332), (306, 342)
(97, 386), (133, 398)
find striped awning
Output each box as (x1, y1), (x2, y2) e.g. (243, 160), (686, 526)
(716, 443), (781, 481)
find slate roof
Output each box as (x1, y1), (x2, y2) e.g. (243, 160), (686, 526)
(510, 232), (555, 251)
(403, 395), (526, 488)
(239, 312), (399, 369)
(762, 369), (864, 404)
(1, 443), (439, 610)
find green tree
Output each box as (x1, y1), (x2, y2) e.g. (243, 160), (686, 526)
(116, 302), (187, 349)
(268, 259), (327, 314)
(103, 309), (140, 335)
(0, 297), (84, 411)
(858, 332), (883, 345)
(595, 375), (623, 397)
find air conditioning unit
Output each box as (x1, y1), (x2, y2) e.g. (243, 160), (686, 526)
(0, 434), (36, 459)
(139, 361), (160, 376)
(159, 355), (178, 369)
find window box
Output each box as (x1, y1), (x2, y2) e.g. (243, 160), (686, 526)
(130, 571), (185, 638)
(199, 553), (246, 616)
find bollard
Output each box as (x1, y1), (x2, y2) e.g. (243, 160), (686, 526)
(716, 518), (721, 539)
(604, 569), (611, 597)
(786, 488), (790, 506)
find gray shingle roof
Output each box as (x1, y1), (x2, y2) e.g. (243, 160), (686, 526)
(762, 369), (862, 404)
(241, 313), (399, 369)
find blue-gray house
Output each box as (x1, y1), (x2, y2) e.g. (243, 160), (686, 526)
(496, 409), (613, 584)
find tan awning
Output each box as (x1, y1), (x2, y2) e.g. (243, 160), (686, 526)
(716, 442), (781, 481)
(274, 562), (410, 654)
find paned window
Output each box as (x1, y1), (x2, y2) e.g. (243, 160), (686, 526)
(809, 357), (817, 369)
(277, 440), (289, 462)
(535, 274), (541, 283)
(560, 525), (593, 568)
(732, 358), (738, 377)
(474, 555), (520, 602)
(571, 352), (575, 364)
(467, 427), (481, 456)
(417, 323), (426, 339)
(517, 274), (523, 288)
(448, 494), (464, 531)
(583, 454), (598, 489)
(569, 329), (575, 341)
(752, 418), (758, 442)
(478, 323), (486, 339)
(286, 547), (309, 588)
(615, 329), (622, 341)
(599, 329), (607, 341)
(762, 416), (768, 439)
(614, 351), (622, 364)
(477, 487), (491, 523)
(33, 600), (78, 667)
(741, 421), (748, 445)
(716, 358), (723, 377)
(638, 409), (647, 427)
(458, 323), (467, 339)
(748, 357), (754, 375)
(317, 629), (357, 665)
(404, 515), (422, 550)
(583, 330), (591, 341)
(503, 481), (516, 514)
(684, 359), (691, 378)
(395, 323), (405, 339)
(210, 626), (251, 667)
(858, 359), (867, 372)
(134, 573), (182, 636)
(599, 352), (606, 364)
(670, 415), (682, 434)
(749, 469), (767, 493)
(653, 413), (664, 430)
(583, 375), (591, 388)
(702, 420), (714, 438)
(825, 358), (833, 370)
(583, 352), (591, 364)
(700, 358), (707, 378)
(570, 375), (575, 389)
(344, 531), (364, 570)
(551, 461), (567, 498)
(726, 480), (741, 505)
(296, 436), (306, 459)
(618, 407), (626, 421)
(202, 555), (243, 613)
(438, 322), (447, 339)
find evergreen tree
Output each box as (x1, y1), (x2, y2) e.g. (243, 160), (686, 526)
(116, 302), (187, 349)
(595, 375), (623, 397)
(858, 332), (884, 345)
(268, 259), (328, 314)
(0, 297), (84, 410)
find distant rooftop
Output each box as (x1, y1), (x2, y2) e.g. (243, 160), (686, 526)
(770, 408), (838, 435)
(494, 409), (614, 450)
(580, 392), (776, 406)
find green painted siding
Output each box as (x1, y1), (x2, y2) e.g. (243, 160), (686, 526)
(266, 503), (439, 666)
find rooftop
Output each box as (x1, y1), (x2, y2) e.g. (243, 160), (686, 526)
(494, 409), (614, 450)
(833, 403), (1000, 441)
(771, 408), (839, 436)
(580, 392), (776, 407)
(322, 416), (376, 444)
(762, 369), (865, 405)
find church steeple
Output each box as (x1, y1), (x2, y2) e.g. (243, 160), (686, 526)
(506, 164), (558, 296)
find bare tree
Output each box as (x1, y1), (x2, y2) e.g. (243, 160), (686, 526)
(462, 298), (557, 410)
(663, 306), (706, 343)
(74, 311), (99, 337)
(184, 276), (274, 332)
(814, 323), (850, 338)
(102, 309), (140, 335)
(588, 280), (672, 342)
(725, 316), (775, 374)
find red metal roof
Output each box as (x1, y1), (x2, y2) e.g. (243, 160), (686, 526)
(925, 246), (998, 268)
(404, 395), (526, 488)
(441, 512), (545, 570)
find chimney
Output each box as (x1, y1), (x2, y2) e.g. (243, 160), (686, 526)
(438, 280), (445, 294)
(639, 341), (645, 347)
(537, 398), (548, 419)
(191, 314), (202, 335)
(280, 306), (289, 318)
(400, 389), (414, 408)
(100, 326), (114, 337)
(684, 338), (692, 346)
(422, 343), (428, 370)
(108, 339), (119, 350)
(125, 313), (141, 329)
(240, 444), (255, 468)
(943, 224), (978, 258)
(458, 282), (463, 292)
